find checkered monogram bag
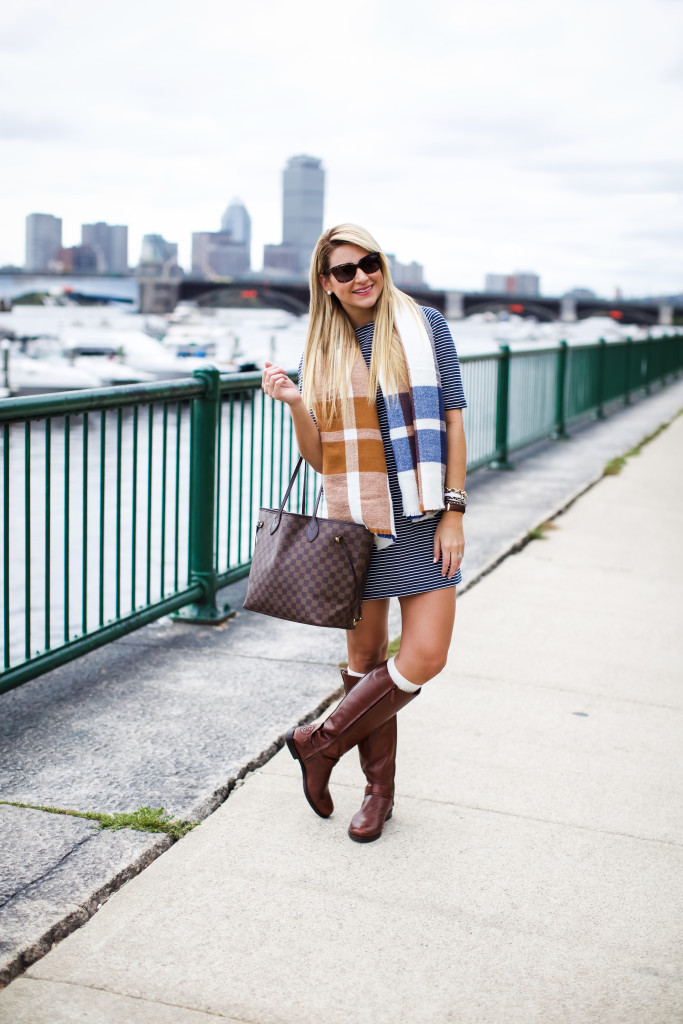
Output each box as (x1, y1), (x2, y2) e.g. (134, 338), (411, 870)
(244, 458), (374, 629)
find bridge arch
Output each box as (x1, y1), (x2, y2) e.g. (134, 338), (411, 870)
(463, 298), (558, 323)
(575, 304), (657, 326)
(190, 284), (309, 316)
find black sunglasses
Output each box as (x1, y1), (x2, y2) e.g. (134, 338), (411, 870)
(325, 252), (382, 284)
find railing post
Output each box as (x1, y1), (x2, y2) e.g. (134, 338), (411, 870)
(489, 345), (513, 469)
(596, 338), (607, 420)
(643, 338), (652, 395)
(624, 337), (633, 405)
(173, 367), (233, 624)
(552, 340), (569, 440)
(1, 339), (10, 393)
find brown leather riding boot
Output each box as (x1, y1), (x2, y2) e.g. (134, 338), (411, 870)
(286, 661), (419, 819)
(341, 669), (397, 843)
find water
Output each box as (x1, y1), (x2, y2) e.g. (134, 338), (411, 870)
(1, 302), (675, 393)
(1, 393), (308, 667)
(2, 303), (679, 668)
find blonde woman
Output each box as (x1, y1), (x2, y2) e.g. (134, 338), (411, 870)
(262, 224), (467, 842)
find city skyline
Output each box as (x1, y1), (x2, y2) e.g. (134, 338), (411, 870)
(11, 194), (680, 299)
(2, 0), (682, 297)
(12, 202), (680, 299)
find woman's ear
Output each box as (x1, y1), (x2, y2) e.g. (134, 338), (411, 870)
(319, 273), (332, 296)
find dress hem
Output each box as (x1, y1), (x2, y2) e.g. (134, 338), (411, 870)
(362, 578), (459, 601)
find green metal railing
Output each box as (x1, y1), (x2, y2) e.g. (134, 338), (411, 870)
(1, 333), (682, 693)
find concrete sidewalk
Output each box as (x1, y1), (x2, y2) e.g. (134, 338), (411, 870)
(1, 402), (681, 1021)
(2, 381), (680, 988)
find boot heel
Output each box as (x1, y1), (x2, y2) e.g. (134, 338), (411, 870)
(285, 728), (299, 761)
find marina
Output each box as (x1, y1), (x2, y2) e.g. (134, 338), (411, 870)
(0, 298), (678, 398)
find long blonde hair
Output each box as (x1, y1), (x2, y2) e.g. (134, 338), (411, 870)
(301, 223), (415, 426)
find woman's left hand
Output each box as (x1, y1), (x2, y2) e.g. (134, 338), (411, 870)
(433, 512), (465, 578)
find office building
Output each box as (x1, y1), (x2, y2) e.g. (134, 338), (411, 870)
(191, 198), (252, 278)
(25, 213), (62, 271)
(264, 155), (325, 277)
(262, 243), (299, 276)
(221, 199), (251, 253)
(513, 272), (540, 296)
(484, 273), (508, 293)
(81, 222), (129, 273)
(138, 234), (180, 276)
(388, 255), (425, 288)
(108, 225), (128, 273)
(191, 231), (250, 278)
(485, 271), (541, 296)
(55, 245), (99, 273)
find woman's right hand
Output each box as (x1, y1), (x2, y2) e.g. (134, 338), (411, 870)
(262, 361), (301, 407)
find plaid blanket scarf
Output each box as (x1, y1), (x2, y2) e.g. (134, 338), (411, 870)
(313, 297), (447, 548)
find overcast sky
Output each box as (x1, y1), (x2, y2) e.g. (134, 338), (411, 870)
(2, 0), (682, 297)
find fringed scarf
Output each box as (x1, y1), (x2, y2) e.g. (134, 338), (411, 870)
(313, 297), (447, 548)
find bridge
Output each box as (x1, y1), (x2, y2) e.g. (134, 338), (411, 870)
(147, 278), (681, 326)
(0, 272), (679, 325)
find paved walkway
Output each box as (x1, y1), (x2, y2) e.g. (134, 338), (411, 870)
(1, 396), (681, 1021)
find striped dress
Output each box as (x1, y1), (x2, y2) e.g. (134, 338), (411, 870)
(358, 307), (467, 598)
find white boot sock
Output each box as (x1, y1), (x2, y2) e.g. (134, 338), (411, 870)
(345, 667), (364, 678)
(386, 656), (420, 693)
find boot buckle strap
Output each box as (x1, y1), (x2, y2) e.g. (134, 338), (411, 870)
(364, 783), (394, 799)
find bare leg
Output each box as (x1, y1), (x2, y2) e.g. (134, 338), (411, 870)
(394, 588), (456, 685)
(345, 597), (390, 673)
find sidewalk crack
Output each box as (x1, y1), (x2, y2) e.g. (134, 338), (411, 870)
(23, 976), (261, 1022)
(0, 830), (95, 910)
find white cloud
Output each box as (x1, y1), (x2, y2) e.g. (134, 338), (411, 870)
(1, 0), (682, 295)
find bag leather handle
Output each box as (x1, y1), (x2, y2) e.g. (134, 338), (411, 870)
(271, 457), (323, 537)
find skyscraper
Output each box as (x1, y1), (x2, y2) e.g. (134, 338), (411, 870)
(81, 222), (129, 273)
(282, 155), (324, 274)
(221, 198), (251, 253)
(263, 155), (325, 277)
(138, 234), (180, 276)
(25, 213), (62, 271)
(191, 199), (252, 278)
(108, 226), (129, 274)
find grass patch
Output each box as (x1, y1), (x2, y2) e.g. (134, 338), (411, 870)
(625, 420), (670, 457)
(386, 635), (401, 658)
(603, 456), (627, 476)
(339, 632), (402, 666)
(605, 413), (679, 473)
(0, 801), (199, 839)
(528, 520), (560, 541)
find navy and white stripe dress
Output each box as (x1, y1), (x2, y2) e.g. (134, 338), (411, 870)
(358, 307), (466, 599)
